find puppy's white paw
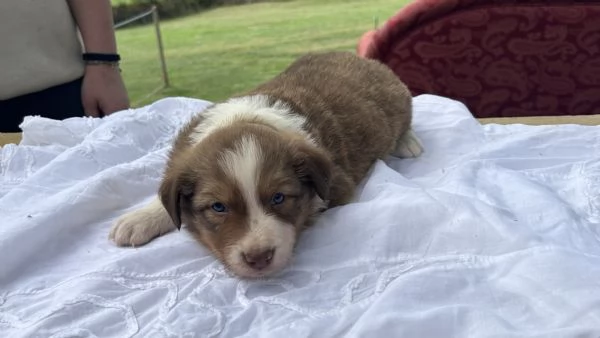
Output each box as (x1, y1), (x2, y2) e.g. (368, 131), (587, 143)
(109, 198), (176, 247)
(109, 212), (158, 247)
(393, 129), (424, 158)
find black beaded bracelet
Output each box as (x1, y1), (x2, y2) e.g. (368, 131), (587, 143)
(82, 53), (121, 62)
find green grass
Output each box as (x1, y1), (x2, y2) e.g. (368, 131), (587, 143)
(111, 0), (133, 5)
(115, 0), (409, 106)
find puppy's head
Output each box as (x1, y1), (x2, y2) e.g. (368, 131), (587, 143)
(159, 123), (332, 278)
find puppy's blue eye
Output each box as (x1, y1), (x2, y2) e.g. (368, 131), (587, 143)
(271, 192), (285, 205)
(211, 202), (227, 213)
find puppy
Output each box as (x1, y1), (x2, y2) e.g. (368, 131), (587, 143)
(109, 51), (423, 279)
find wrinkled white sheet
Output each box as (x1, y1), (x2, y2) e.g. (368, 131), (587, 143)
(1, 95), (599, 338)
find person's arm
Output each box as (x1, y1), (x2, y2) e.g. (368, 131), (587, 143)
(67, 0), (117, 54)
(67, 0), (130, 117)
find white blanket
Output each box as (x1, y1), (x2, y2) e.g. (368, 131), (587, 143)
(1, 95), (599, 338)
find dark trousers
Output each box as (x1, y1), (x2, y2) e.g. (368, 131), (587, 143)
(0, 77), (85, 132)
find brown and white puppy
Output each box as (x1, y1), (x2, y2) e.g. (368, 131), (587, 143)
(109, 51), (423, 279)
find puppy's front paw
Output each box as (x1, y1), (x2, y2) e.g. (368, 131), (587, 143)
(110, 198), (177, 247)
(393, 129), (424, 158)
(109, 210), (161, 247)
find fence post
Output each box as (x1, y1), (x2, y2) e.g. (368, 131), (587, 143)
(152, 5), (170, 88)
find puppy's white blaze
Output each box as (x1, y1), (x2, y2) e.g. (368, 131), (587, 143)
(219, 135), (262, 207)
(189, 94), (315, 145)
(218, 136), (296, 276)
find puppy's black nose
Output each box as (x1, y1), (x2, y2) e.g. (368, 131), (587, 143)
(242, 249), (275, 270)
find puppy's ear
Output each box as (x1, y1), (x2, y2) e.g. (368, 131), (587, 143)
(290, 140), (333, 201)
(159, 165), (195, 230)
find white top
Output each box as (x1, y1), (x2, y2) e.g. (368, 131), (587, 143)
(0, 0), (84, 100)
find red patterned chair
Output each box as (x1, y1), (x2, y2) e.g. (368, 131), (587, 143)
(357, 0), (600, 118)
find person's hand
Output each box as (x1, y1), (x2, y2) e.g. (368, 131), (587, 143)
(81, 65), (130, 117)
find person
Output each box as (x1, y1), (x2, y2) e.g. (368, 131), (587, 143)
(0, 0), (130, 133)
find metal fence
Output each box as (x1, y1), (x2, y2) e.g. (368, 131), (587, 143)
(114, 5), (169, 105)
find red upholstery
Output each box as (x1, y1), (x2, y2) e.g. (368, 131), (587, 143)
(357, 0), (600, 118)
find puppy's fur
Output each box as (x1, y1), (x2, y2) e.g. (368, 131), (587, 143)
(109, 52), (423, 278)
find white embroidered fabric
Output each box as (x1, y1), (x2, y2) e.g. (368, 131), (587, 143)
(1, 95), (599, 337)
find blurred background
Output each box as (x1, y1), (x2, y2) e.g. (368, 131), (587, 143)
(111, 0), (408, 107)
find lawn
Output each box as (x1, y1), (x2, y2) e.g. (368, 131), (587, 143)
(114, 0), (410, 106)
